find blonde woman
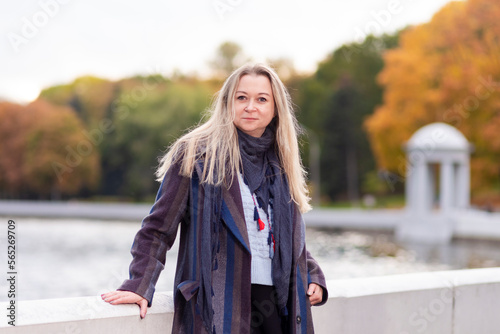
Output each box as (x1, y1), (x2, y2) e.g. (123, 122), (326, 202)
(102, 63), (328, 333)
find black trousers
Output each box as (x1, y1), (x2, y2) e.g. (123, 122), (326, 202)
(250, 284), (283, 334)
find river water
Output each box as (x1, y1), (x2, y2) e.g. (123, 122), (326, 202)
(1, 217), (500, 302)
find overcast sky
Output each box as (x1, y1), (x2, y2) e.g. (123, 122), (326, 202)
(1, 0), (457, 103)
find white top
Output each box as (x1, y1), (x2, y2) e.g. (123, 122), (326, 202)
(238, 173), (273, 286)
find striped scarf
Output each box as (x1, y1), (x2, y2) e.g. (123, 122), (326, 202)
(237, 123), (293, 316)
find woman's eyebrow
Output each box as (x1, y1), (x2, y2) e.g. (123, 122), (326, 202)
(236, 90), (271, 96)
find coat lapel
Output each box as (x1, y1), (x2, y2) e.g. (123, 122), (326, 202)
(221, 175), (251, 253)
(193, 162), (250, 253)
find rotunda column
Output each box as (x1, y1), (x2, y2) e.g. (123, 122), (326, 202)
(440, 160), (454, 213)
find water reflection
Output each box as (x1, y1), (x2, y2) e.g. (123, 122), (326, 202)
(1, 218), (499, 302)
(401, 238), (500, 269)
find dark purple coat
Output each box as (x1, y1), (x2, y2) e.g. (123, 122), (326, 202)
(119, 161), (328, 333)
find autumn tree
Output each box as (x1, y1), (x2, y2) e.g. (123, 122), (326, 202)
(365, 0), (500, 193)
(40, 76), (116, 128)
(0, 100), (99, 198)
(0, 102), (29, 196)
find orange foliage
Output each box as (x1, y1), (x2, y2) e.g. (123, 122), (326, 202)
(0, 100), (100, 197)
(0, 102), (29, 192)
(365, 0), (500, 192)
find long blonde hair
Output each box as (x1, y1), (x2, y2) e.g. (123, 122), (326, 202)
(156, 63), (311, 212)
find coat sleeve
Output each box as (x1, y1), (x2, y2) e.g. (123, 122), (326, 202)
(306, 249), (329, 306)
(118, 162), (191, 305)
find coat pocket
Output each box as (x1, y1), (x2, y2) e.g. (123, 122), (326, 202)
(177, 280), (200, 301)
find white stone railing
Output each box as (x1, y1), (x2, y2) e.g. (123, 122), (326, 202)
(2, 268), (500, 333)
(313, 267), (500, 334)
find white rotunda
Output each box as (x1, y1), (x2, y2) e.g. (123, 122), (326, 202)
(396, 122), (472, 243)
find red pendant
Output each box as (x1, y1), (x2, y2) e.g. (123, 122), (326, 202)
(258, 218), (265, 231)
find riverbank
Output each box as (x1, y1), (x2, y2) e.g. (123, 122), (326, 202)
(2, 200), (500, 240)
(0, 199), (402, 229)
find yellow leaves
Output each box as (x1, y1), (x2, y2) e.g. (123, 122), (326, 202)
(483, 115), (500, 151)
(365, 0), (500, 192)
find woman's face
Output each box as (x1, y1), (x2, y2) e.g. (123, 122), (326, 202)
(233, 74), (275, 137)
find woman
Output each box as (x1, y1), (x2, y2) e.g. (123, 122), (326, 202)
(102, 63), (328, 333)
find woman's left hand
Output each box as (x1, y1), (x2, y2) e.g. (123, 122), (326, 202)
(307, 283), (323, 305)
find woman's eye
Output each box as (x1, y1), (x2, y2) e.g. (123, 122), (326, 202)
(258, 97), (267, 102)
(237, 95), (246, 100)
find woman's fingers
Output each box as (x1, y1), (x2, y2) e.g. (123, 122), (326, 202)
(307, 283), (323, 306)
(102, 291), (123, 303)
(138, 298), (148, 319)
(102, 291), (141, 303)
(101, 291), (148, 318)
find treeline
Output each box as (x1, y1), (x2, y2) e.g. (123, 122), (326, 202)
(0, 76), (218, 200)
(0, 35), (397, 202)
(2, 0), (500, 203)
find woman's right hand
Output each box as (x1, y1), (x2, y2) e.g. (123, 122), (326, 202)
(101, 290), (148, 319)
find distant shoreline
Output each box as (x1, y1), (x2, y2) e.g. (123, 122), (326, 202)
(0, 200), (152, 222)
(0, 200), (403, 230)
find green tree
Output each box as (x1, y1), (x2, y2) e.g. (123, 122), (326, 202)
(293, 33), (401, 202)
(103, 76), (213, 200)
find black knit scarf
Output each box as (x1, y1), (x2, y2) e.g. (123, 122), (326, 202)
(237, 122), (293, 316)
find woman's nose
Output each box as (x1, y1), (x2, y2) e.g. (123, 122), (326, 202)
(245, 99), (257, 111)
